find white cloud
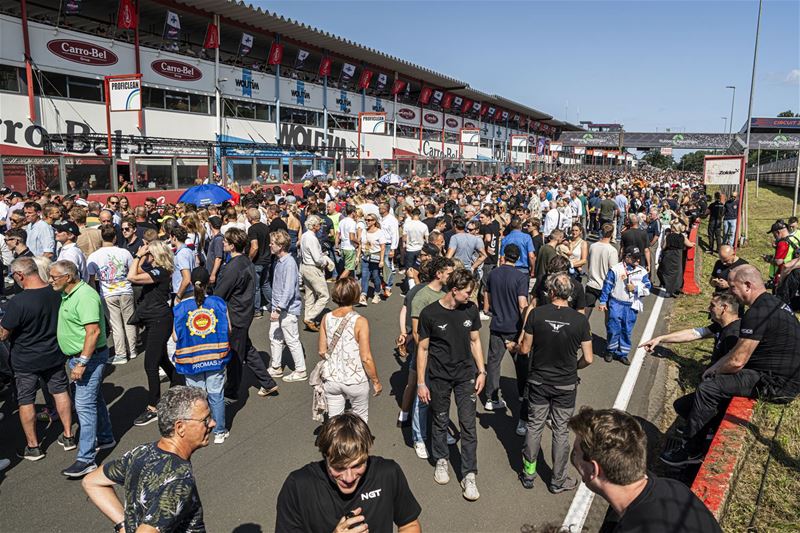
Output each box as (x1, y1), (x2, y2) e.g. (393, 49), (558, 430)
(785, 69), (800, 85)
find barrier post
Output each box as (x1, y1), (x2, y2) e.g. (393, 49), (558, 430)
(682, 220), (702, 295)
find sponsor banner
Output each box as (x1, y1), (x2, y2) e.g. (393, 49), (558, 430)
(218, 67), (275, 102)
(395, 105), (419, 126)
(704, 155), (744, 185)
(550, 143), (562, 151)
(108, 77), (141, 112)
(240, 33), (254, 56)
(281, 78), (323, 108)
(294, 49), (310, 70)
(574, 147), (585, 155)
(142, 48), (214, 94)
(422, 110), (443, 130)
(357, 69), (373, 90)
(460, 129), (480, 145)
(749, 132), (800, 150)
(164, 11), (181, 41)
(330, 88), (357, 116)
(360, 113), (387, 135)
(432, 90), (443, 106)
(267, 42), (283, 64)
(463, 120), (478, 129)
(375, 73), (388, 92)
(203, 23), (219, 49)
(390, 79), (406, 95)
(116, 0), (136, 29)
(365, 95), (392, 114)
(318, 56), (333, 77)
(419, 86), (433, 105)
(557, 131), (734, 149)
(443, 114), (461, 133)
(606, 152), (616, 158)
(511, 135), (528, 148)
(494, 125), (507, 141)
(751, 117), (800, 130)
(660, 147), (672, 156)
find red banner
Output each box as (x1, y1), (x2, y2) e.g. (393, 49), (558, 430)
(268, 42), (284, 65)
(318, 56), (333, 77)
(479, 104), (489, 117)
(461, 98), (474, 114)
(203, 23), (219, 49)
(116, 0), (137, 29)
(494, 108), (503, 120)
(390, 79), (407, 95)
(357, 69), (373, 90)
(441, 93), (454, 110)
(519, 116), (527, 128)
(419, 86), (432, 105)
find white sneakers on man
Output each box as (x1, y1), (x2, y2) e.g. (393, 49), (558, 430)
(434, 458), (450, 484)
(461, 473), (480, 501)
(414, 441), (428, 459)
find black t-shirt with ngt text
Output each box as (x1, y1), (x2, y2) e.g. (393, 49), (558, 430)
(275, 457), (421, 533)
(418, 301), (481, 382)
(524, 303), (591, 386)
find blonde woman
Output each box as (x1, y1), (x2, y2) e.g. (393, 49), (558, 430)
(567, 223), (589, 276)
(359, 213), (387, 305)
(285, 204), (302, 261)
(182, 212), (206, 266)
(127, 239), (178, 427)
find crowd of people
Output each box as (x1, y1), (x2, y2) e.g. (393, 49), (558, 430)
(0, 166), (797, 532)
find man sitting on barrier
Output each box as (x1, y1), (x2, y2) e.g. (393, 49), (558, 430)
(659, 265), (800, 466)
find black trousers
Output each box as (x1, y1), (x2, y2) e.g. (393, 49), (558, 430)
(429, 377), (478, 476)
(143, 318), (177, 407)
(225, 324), (276, 398)
(707, 221), (723, 253)
(485, 331), (529, 419)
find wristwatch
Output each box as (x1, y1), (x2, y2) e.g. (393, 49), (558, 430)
(75, 357), (90, 367)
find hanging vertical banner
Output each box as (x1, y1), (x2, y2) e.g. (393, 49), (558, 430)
(116, 0), (136, 29)
(537, 138), (546, 155)
(358, 69), (373, 90)
(390, 79), (407, 95)
(203, 23), (219, 49)
(479, 103), (489, 117)
(501, 110), (509, 121)
(240, 33), (254, 56)
(431, 90), (443, 106)
(294, 49), (310, 70)
(65, 0), (82, 15)
(318, 56), (333, 77)
(464, 99), (476, 114)
(340, 63), (356, 84)
(419, 86), (433, 105)
(453, 96), (463, 109)
(519, 116), (527, 128)
(268, 42), (283, 65)
(487, 106), (496, 119)
(163, 11), (181, 41)
(512, 113), (519, 122)
(375, 73), (388, 92)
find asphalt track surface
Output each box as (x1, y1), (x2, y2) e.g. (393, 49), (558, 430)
(0, 282), (672, 532)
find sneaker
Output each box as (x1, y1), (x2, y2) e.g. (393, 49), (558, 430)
(158, 368), (168, 381)
(446, 433), (458, 445)
(413, 441), (429, 459)
(383, 288), (392, 298)
(618, 356), (631, 366)
(303, 320), (319, 332)
(516, 420), (528, 436)
(133, 409), (158, 427)
(660, 446), (704, 467)
(95, 439), (117, 451)
(434, 458), (450, 485)
(358, 295), (368, 306)
(213, 431), (230, 444)
(461, 473), (480, 501)
(257, 385), (279, 397)
(283, 370), (308, 383)
(57, 433), (77, 451)
(254, 310), (264, 319)
(549, 477), (579, 494)
(603, 351), (614, 363)
(372, 294), (381, 304)
(17, 446), (45, 461)
(110, 355), (128, 365)
(484, 399), (507, 411)
(129, 351), (138, 360)
(0, 458), (9, 471)
(479, 311), (491, 321)
(519, 471), (536, 489)
(268, 366), (283, 378)
(62, 460), (97, 478)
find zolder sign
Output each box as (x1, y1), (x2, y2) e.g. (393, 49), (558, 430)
(47, 39), (118, 66)
(151, 60), (203, 81)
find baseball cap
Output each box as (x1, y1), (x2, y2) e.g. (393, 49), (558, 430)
(8, 191), (23, 200)
(0, 187), (10, 196)
(768, 221), (787, 234)
(52, 220), (81, 236)
(191, 266), (210, 286)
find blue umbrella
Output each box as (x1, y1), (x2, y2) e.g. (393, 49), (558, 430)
(178, 184), (232, 206)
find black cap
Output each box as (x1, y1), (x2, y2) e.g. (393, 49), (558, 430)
(768, 221), (787, 233)
(8, 191), (23, 199)
(52, 220), (81, 236)
(191, 266), (210, 285)
(0, 187), (10, 196)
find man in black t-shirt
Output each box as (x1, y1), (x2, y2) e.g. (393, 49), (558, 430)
(620, 214), (650, 268)
(709, 245), (748, 293)
(417, 268), (485, 501)
(662, 265), (800, 466)
(276, 414), (421, 533)
(568, 407), (721, 533)
(246, 208), (271, 315)
(0, 257), (75, 460)
(706, 191), (726, 254)
(518, 272), (593, 492)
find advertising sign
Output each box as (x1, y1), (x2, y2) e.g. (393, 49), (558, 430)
(360, 113), (387, 135)
(108, 76), (141, 111)
(396, 106), (419, 126)
(460, 129), (480, 145)
(703, 155), (744, 185)
(510, 135), (529, 148)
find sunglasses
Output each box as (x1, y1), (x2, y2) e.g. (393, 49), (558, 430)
(182, 414), (213, 428)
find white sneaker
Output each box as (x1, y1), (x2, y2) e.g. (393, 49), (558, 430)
(372, 294), (381, 304)
(268, 366), (283, 378)
(414, 441), (429, 459)
(158, 368), (167, 379)
(479, 311), (491, 321)
(358, 295), (368, 306)
(516, 420), (528, 436)
(283, 370), (308, 382)
(461, 473), (480, 501)
(434, 458), (450, 484)
(446, 433), (458, 445)
(213, 431), (229, 444)
(484, 399), (507, 411)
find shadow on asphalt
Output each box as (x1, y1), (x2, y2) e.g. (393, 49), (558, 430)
(232, 523), (265, 532)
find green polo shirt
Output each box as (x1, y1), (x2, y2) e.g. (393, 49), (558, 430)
(57, 281), (107, 356)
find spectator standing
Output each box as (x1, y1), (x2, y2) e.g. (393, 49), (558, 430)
(534, 229), (562, 283)
(645, 207), (662, 285)
(380, 202), (400, 297)
(447, 216), (486, 274)
(72, 207), (102, 258)
(24, 202), (55, 258)
(53, 220), (88, 281)
(246, 209), (271, 316)
(723, 191), (738, 246)
(170, 226), (194, 302)
(658, 221), (695, 297)
(119, 218), (142, 258)
(318, 278), (382, 422)
(585, 223), (619, 318)
(299, 215), (333, 332)
(87, 226), (137, 365)
(338, 204), (359, 279)
(620, 214), (650, 269)
(359, 214), (387, 305)
(82, 387), (209, 532)
(706, 192), (725, 254)
(499, 215), (536, 277)
(49, 260), (114, 478)
(402, 208), (429, 270)
(204, 216), (225, 288)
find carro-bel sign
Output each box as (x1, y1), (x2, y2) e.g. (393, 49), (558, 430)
(47, 39), (118, 66)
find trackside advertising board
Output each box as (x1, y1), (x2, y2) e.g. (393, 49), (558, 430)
(703, 155), (744, 185)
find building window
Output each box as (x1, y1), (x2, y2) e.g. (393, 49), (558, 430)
(67, 77), (102, 102)
(32, 71), (68, 98)
(189, 94), (209, 114)
(280, 107), (320, 126)
(0, 65), (20, 93)
(165, 91), (190, 112)
(144, 87), (165, 109)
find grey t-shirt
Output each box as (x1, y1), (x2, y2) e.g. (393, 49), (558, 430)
(448, 232), (484, 270)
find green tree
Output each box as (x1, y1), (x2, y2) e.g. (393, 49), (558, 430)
(678, 150), (714, 172)
(777, 110), (797, 117)
(642, 150), (675, 169)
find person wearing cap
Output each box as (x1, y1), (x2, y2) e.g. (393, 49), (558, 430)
(766, 220), (800, 286)
(54, 219), (88, 282)
(597, 247), (652, 365)
(172, 268), (232, 444)
(5, 191), (25, 230)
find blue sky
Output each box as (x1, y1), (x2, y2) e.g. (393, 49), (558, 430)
(256, 0), (799, 133)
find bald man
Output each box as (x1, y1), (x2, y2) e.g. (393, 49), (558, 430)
(709, 245), (748, 293)
(661, 265), (800, 466)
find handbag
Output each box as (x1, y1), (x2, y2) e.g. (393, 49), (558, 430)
(309, 312), (356, 422)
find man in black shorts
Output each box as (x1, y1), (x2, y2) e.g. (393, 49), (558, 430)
(518, 272), (593, 492)
(0, 257), (75, 461)
(276, 413), (421, 532)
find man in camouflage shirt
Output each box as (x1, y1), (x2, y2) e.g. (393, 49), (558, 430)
(82, 387), (211, 532)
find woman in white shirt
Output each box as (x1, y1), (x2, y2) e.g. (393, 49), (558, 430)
(359, 213), (386, 306)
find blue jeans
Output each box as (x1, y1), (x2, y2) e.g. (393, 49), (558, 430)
(185, 369), (226, 433)
(69, 349), (113, 463)
(723, 219), (737, 246)
(360, 258), (382, 296)
(253, 264), (273, 311)
(384, 247), (395, 289)
(616, 212), (626, 240)
(412, 380), (429, 444)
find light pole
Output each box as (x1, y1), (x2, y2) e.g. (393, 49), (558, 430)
(726, 85), (736, 141)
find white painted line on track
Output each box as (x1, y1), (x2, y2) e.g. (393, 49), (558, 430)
(561, 293), (666, 532)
